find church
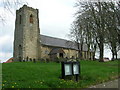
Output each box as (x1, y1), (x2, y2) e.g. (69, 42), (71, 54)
(13, 5), (94, 61)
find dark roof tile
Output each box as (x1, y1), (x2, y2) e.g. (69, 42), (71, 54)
(40, 35), (88, 51)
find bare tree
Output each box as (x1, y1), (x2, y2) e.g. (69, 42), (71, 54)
(70, 1), (119, 61)
(103, 2), (120, 60)
(69, 21), (84, 59)
(0, 0), (28, 23)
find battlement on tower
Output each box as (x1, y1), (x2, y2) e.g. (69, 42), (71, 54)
(16, 4), (38, 13)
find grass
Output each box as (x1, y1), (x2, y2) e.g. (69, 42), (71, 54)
(2, 60), (119, 88)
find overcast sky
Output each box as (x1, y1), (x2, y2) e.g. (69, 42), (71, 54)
(0, 0), (119, 63)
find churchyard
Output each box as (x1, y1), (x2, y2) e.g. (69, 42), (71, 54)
(2, 60), (119, 88)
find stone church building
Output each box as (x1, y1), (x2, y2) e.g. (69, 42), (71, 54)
(13, 5), (94, 61)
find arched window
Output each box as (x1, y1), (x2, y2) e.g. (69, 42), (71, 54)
(30, 14), (33, 23)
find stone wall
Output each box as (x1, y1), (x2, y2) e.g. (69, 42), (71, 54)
(40, 45), (79, 60)
(63, 48), (78, 59)
(13, 5), (41, 61)
(41, 45), (51, 59)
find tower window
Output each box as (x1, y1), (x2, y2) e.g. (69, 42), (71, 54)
(20, 15), (22, 24)
(18, 45), (22, 55)
(30, 14), (33, 23)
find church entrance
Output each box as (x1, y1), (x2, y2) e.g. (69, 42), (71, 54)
(59, 53), (64, 58)
(49, 48), (65, 60)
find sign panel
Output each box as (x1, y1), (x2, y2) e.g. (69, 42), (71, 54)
(73, 63), (79, 75)
(61, 61), (80, 81)
(64, 64), (72, 75)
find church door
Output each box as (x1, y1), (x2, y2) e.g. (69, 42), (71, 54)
(59, 53), (64, 58)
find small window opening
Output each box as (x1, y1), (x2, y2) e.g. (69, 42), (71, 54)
(20, 15), (22, 24)
(30, 14), (33, 23)
(18, 45), (22, 55)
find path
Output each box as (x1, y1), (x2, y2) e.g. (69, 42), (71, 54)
(89, 78), (119, 88)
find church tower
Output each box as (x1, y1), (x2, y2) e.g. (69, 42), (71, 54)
(13, 5), (41, 61)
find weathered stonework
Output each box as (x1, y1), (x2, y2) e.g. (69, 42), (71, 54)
(13, 5), (94, 61)
(13, 5), (41, 61)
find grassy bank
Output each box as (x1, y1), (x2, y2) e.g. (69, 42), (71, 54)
(2, 60), (119, 88)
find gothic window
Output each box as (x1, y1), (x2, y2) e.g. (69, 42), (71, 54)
(30, 14), (33, 23)
(20, 15), (22, 24)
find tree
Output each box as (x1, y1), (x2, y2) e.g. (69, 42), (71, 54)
(69, 21), (84, 59)
(72, 2), (106, 61)
(70, 1), (119, 61)
(103, 2), (120, 60)
(0, 0), (28, 23)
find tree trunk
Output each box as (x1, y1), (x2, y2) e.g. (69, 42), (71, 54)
(115, 51), (117, 60)
(116, 54), (117, 60)
(80, 43), (83, 60)
(93, 52), (95, 61)
(112, 53), (115, 61)
(93, 44), (97, 60)
(99, 43), (104, 62)
(112, 45), (117, 60)
(111, 47), (115, 61)
(77, 42), (81, 59)
(118, 34), (120, 44)
(99, 37), (104, 62)
(87, 44), (90, 60)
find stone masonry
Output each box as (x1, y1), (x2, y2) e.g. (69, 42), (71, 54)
(13, 5), (41, 61)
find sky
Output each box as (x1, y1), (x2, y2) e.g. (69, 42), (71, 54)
(0, 0), (119, 63)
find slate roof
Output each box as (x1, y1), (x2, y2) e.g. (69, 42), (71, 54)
(49, 48), (65, 54)
(40, 35), (88, 51)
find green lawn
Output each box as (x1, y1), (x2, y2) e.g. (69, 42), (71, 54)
(2, 60), (119, 88)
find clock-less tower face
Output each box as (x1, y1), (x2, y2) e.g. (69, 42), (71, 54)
(13, 5), (41, 61)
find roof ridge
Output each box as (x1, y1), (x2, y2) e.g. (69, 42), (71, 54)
(40, 34), (72, 42)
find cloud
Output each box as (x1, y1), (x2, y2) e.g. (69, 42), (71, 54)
(0, 35), (13, 62)
(117, 51), (120, 58)
(104, 49), (112, 60)
(26, 0), (76, 39)
(0, 35), (13, 53)
(0, 52), (12, 62)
